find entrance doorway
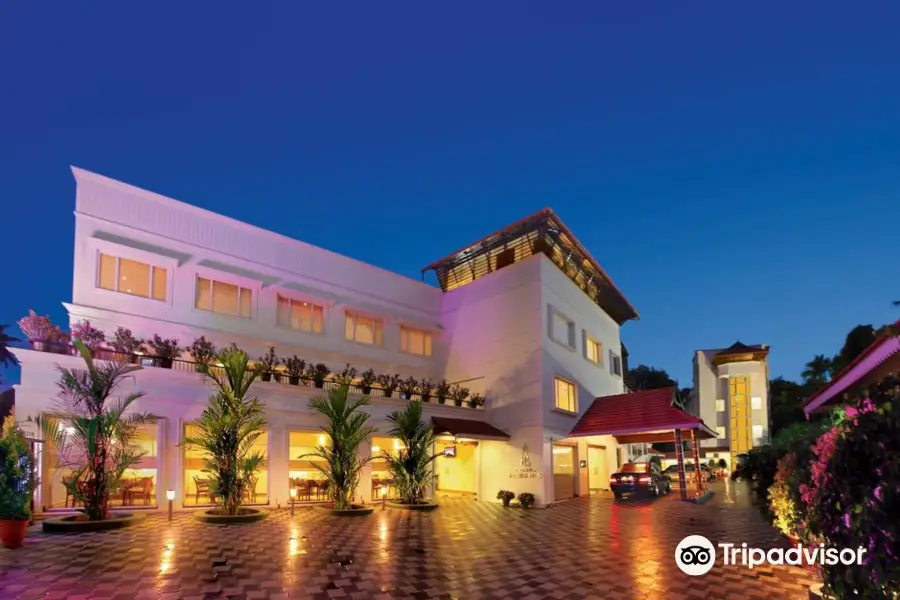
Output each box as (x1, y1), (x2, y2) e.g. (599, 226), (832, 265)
(587, 445), (609, 493)
(435, 439), (477, 494)
(553, 443), (576, 500)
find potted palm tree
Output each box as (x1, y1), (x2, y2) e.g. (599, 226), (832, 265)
(110, 327), (144, 363)
(39, 340), (156, 532)
(382, 401), (439, 511)
(0, 413), (35, 548)
(182, 346), (268, 523)
(147, 334), (181, 369)
(284, 355), (306, 385)
(305, 385), (374, 515)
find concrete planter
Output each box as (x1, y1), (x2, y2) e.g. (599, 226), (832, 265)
(194, 508), (268, 524)
(315, 504), (374, 517)
(386, 501), (438, 512)
(43, 512), (145, 533)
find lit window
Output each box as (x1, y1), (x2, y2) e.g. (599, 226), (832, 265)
(554, 377), (576, 412)
(609, 351), (622, 376)
(548, 306), (576, 349)
(195, 277), (252, 318)
(715, 399), (726, 413)
(585, 335), (603, 365)
(401, 327), (432, 357)
(752, 425), (764, 443)
(97, 252), (167, 301)
(751, 396), (762, 410)
(716, 426), (726, 439)
(276, 295), (323, 333)
(345, 312), (383, 345)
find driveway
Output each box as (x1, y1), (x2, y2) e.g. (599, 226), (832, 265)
(0, 482), (816, 599)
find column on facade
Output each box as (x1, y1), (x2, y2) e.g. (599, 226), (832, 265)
(674, 429), (687, 500)
(165, 417), (184, 509)
(268, 421), (289, 508)
(690, 429), (703, 496)
(358, 438), (373, 504)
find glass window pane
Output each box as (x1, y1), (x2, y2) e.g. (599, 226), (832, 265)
(119, 258), (151, 298)
(355, 317), (374, 344)
(98, 253), (116, 290)
(400, 328), (409, 352)
(345, 314), (354, 340)
(196, 277), (211, 310)
(292, 302), (310, 331)
(151, 267), (167, 301)
(424, 333), (432, 357)
(240, 287), (252, 318)
(311, 305), (323, 333)
(276, 295), (291, 327)
(212, 280), (239, 315)
(374, 321), (383, 346)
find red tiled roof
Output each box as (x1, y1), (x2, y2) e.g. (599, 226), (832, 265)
(569, 387), (714, 438)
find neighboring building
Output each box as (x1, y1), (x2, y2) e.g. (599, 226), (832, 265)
(12, 167), (639, 512)
(691, 342), (770, 468)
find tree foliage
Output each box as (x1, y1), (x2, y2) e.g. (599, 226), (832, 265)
(381, 401), (438, 505)
(624, 364), (677, 392)
(0, 413), (35, 521)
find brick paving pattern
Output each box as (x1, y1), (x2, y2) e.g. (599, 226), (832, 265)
(0, 482), (817, 599)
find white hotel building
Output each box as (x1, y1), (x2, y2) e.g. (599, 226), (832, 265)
(13, 167), (641, 512)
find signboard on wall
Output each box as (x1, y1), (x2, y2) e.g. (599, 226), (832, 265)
(510, 444), (543, 479)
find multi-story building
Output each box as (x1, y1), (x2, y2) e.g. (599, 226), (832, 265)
(691, 342), (770, 468)
(12, 167), (639, 512)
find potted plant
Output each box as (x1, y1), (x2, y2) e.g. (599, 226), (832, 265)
(284, 355), (306, 385)
(378, 373), (401, 398)
(188, 336), (217, 368)
(418, 379), (435, 403)
(450, 385), (470, 407)
(517, 492), (536, 509)
(435, 379), (451, 404)
(358, 368), (377, 395)
(303, 384), (375, 514)
(110, 327), (144, 363)
(70, 320), (108, 357)
(182, 346), (268, 522)
(257, 347), (280, 382)
(17, 309), (67, 353)
(381, 401), (439, 510)
(335, 364), (357, 385)
(38, 341), (157, 527)
(497, 490), (515, 508)
(467, 393), (485, 409)
(398, 376), (419, 400)
(306, 363), (331, 389)
(0, 413), (35, 549)
(147, 334), (181, 369)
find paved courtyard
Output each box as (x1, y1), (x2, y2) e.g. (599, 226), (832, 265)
(0, 482), (816, 600)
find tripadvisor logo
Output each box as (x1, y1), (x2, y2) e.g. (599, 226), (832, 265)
(675, 535), (867, 576)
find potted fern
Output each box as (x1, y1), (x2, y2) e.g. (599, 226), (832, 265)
(0, 414), (35, 549)
(359, 368), (377, 395)
(188, 336), (217, 368)
(147, 334), (181, 369)
(398, 376), (419, 400)
(496, 490), (515, 508)
(110, 327), (144, 363)
(450, 385), (470, 407)
(518, 492), (536, 509)
(435, 380), (451, 404)
(306, 363), (331, 389)
(418, 379), (435, 403)
(284, 355), (306, 385)
(378, 373), (401, 398)
(257, 347), (280, 382)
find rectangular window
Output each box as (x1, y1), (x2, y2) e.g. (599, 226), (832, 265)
(751, 396), (762, 410)
(609, 350), (622, 376)
(345, 312), (383, 345)
(97, 252), (167, 301)
(548, 306), (575, 349)
(585, 334), (603, 365)
(715, 399), (726, 413)
(195, 276), (252, 318)
(752, 425), (764, 444)
(716, 426), (726, 439)
(276, 295), (324, 333)
(401, 327), (432, 356)
(554, 377), (577, 413)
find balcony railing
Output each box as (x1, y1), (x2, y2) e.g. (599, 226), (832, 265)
(16, 340), (485, 409)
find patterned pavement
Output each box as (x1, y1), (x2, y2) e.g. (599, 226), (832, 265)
(0, 481), (817, 599)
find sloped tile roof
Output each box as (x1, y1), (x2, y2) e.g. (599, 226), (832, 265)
(569, 387), (710, 438)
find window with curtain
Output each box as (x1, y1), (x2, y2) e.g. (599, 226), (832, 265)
(195, 276), (252, 318)
(400, 327), (432, 356)
(345, 312), (383, 345)
(276, 295), (324, 333)
(97, 252), (167, 301)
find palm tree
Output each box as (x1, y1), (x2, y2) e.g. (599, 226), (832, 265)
(39, 340), (156, 520)
(305, 384), (374, 509)
(381, 401), (439, 505)
(802, 354), (832, 388)
(182, 346), (267, 516)
(0, 324), (19, 370)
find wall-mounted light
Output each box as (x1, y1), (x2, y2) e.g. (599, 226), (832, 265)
(371, 445), (381, 452)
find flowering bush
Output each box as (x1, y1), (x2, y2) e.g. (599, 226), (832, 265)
(768, 449), (812, 541)
(70, 320), (107, 350)
(17, 310), (67, 343)
(803, 396), (899, 598)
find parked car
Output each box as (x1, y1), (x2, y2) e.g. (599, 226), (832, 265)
(609, 461), (671, 499)
(663, 463), (715, 485)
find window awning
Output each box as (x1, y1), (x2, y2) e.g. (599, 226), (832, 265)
(431, 417), (510, 440)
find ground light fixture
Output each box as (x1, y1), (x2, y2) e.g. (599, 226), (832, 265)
(289, 487), (297, 516)
(166, 489), (175, 521)
(381, 485), (388, 510)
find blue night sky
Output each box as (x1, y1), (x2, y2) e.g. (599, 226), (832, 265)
(2, 2), (899, 386)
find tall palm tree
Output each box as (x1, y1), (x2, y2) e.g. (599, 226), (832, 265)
(382, 401), (439, 505)
(38, 340), (156, 520)
(802, 354), (832, 388)
(0, 324), (19, 370)
(182, 346), (267, 516)
(305, 385), (374, 509)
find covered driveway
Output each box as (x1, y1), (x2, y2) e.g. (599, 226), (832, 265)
(569, 387), (718, 500)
